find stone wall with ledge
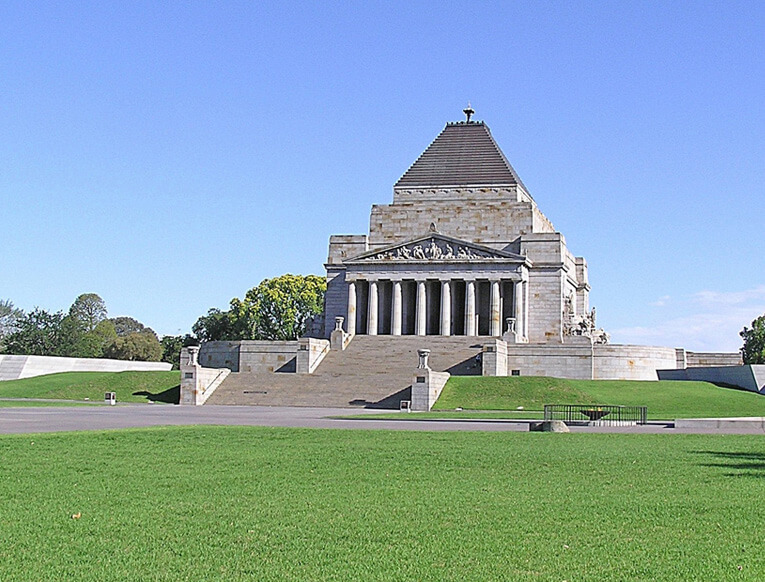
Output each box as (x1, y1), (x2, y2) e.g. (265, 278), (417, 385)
(200, 341), (300, 374)
(592, 344), (677, 380)
(686, 351), (743, 367)
(503, 340), (593, 379)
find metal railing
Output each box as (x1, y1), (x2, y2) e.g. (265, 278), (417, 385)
(544, 404), (647, 426)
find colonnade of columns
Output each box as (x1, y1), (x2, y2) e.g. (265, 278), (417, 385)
(346, 277), (528, 338)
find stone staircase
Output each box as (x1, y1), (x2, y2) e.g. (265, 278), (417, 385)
(205, 335), (488, 408)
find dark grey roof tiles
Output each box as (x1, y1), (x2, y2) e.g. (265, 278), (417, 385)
(394, 121), (528, 191)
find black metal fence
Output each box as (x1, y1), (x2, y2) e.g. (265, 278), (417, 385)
(543, 404), (647, 425)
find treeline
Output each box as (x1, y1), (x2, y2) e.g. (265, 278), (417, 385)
(191, 274), (326, 341)
(0, 295), (194, 369)
(0, 275), (327, 370)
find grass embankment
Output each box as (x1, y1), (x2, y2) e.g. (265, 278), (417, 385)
(433, 376), (765, 419)
(0, 427), (763, 581)
(0, 371), (179, 404)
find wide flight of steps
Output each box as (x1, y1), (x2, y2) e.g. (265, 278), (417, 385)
(205, 335), (487, 408)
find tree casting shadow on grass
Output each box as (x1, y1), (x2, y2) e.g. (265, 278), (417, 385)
(694, 450), (765, 478)
(133, 385), (180, 404)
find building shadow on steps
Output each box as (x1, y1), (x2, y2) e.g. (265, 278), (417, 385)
(446, 355), (482, 376)
(275, 357), (297, 373)
(133, 385), (180, 404)
(349, 386), (413, 409)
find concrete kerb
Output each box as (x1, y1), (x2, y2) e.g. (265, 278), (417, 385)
(674, 417), (765, 431)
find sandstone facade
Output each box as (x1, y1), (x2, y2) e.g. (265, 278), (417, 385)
(323, 117), (601, 346)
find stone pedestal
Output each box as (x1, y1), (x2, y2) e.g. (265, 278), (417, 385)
(410, 348), (449, 411)
(482, 339), (508, 376)
(180, 346), (230, 405)
(330, 317), (351, 351)
(297, 338), (330, 373)
(411, 367), (451, 411)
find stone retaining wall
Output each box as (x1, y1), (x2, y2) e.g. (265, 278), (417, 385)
(0, 354), (171, 381)
(686, 351), (743, 367)
(499, 340), (678, 380)
(593, 344), (678, 380)
(199, 341), (300, 374)
(658, 365), (765, 393)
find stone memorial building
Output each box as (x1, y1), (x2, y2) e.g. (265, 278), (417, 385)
(323, 107), (601, 345)
(186, 108), (740, 408)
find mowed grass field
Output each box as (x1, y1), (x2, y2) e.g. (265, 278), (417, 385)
(0, 371), (179, 404)
(434, 376), (765, 419)
(1, 426), (764, 581)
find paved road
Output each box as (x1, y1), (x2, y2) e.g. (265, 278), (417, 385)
(1, 403), (764, 434)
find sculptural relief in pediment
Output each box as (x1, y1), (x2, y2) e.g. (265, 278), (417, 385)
(354, 237), (515, 263)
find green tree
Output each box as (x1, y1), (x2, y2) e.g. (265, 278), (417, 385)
(192, 308), (237, 342)
(3, 308), (65, 355)
(105, 332), (162, 361)
(160, 334), (198, 369)
(740, 315), (765, 364)
(54, 294), (115, 358)
(68, 293), (107, 332)
(109, 316), (155, 337)
(0, 299), (24, 352)
(192, 274), (326, 342)
(237, 274), (326, 340)
(56, 314), (87, 357)
(61, 318), (117, 358)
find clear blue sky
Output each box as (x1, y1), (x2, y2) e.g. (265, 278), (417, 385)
(2, 1), (763, 352)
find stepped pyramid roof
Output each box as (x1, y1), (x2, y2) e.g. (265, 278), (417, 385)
(394, 120), (528, 191)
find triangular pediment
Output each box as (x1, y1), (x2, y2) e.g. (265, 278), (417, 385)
(346, 233), (525, 263)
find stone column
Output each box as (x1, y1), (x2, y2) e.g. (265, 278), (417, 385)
(391, 280), (402, 336)
(347, 281), (357, 335)
(440, 280), (451, 336)
(368, 280), (378, 335)
(524, 280), (530, 339)
(465, 280), (476, 336)
(514, 280), (524, 341)
(415, 280), (426, 336)
(490, 280), (501, 336)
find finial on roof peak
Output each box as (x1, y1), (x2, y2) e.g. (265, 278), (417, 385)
(463, 102), (475, 123)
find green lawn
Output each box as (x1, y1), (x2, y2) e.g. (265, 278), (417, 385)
(0, 426), (763, 581)
(0, 371), (179, 404)
(434, 376), (765, 419)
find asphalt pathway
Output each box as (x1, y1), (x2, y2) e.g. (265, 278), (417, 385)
(1, 403), (764, 434)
